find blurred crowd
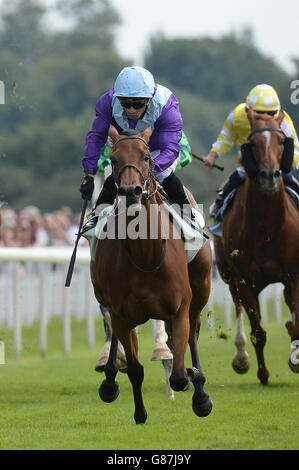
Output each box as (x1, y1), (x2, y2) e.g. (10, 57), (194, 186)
(0, 205), (88, 247)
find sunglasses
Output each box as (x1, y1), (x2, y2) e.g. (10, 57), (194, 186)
(255, 110), (277, 117)
(118, 98), (149, 109)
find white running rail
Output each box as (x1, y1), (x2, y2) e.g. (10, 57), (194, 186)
(0, 246), (286, 361)
(0, 246), (100, 360)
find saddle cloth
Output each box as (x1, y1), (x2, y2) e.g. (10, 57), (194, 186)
(208, 185), (299, 238)
(82, 199), (209, 263)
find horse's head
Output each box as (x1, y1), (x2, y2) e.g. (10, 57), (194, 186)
(108, 126), (153, 211)
(241, 107), (294, 193)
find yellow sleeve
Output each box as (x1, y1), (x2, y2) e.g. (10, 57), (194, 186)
(281, 112), (299, 169)
(211, 110), (237, 156)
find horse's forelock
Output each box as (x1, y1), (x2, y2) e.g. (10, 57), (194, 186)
(122, 129), (138, 136)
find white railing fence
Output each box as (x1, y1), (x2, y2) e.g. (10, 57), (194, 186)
(0, 246), (286, 361)
(0, 247), (99, 360)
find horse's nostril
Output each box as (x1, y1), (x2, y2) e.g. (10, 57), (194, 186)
(274, 170), (282, 179)
(260, 170), (267, 179)
(134, 186), (143, 196)
(118, 187), (126, 196)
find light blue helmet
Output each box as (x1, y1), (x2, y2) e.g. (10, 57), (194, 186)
(114, 66), (155, 98)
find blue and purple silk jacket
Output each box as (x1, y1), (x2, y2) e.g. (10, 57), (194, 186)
(83, 84), (183, 175)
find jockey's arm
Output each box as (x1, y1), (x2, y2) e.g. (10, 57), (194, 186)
(152, 101), (183, 176)
(281, 111), (299, 170)
(82, 92), (112, 175)
(202, 109), (238, 169)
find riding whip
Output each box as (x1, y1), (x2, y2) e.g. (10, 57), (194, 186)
(191, 153), (224, 171)
(65, 197), (88, 287)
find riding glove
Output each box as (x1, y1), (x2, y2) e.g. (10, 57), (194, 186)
(80, 175), (94, 201)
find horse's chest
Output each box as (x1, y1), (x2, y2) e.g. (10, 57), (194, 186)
(229, 232), (283, 283)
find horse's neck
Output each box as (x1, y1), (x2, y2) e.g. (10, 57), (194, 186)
(243, 179), (286, 227)
(122, 197), (165, 254)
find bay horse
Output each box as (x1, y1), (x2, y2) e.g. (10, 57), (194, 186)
(90, 126), (213, 423)
(213, 107), (299, 385)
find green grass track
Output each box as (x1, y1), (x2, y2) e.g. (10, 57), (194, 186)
(0, 303), (298, 450)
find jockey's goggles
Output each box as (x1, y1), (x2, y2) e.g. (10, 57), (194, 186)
(255, 110), (277, 117)
(118, 97), (149, 109)
(245, 106), (278, 117)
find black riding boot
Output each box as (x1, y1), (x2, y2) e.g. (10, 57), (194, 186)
(210, 170), (244, 221)
(85, 174), (117, 228)
(161, 172), (194, 220)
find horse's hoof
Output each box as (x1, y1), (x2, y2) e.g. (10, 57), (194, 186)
(170, 375), (190, 392)
(98, 380), (120, 403)
(288, 357), (299, 373)
(192, 395), (213, 418)
(187, 367), (200, 382)
(232, 352), (251, 374)
(258, 370), (269, 385)
(95, 359), (127, 374)
(94, 362), (106, 373)
(134, 410), (147, 425)
(285, 321), (293, 334)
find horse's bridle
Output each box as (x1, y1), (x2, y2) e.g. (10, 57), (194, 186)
(242, 126), (294, 178)
(248, 126), (285, 140)
(111, 135), (166, 273)
(111, 135), (157, 200)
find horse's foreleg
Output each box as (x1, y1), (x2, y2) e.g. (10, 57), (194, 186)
(188, 319), (213, 417)
(169, 305), (190, 392)
(284, 280), (299, 373)
(230, 285), (251, 374)
(98, 331), (120, 402)
(239, 287), (269, 384)
(113, 319), (147, 424)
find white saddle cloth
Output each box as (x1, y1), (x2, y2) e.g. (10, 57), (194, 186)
(82, 200), (208, 263)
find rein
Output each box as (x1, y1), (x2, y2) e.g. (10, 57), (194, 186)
(112, 134), (167, 273)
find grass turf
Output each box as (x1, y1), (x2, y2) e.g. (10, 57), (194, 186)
(0, 302), (298, 450)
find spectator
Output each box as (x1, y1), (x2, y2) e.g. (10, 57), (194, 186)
(0, 205), (88, 247)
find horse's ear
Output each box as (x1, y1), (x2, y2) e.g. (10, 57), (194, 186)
(276, 107), (285, 126)
(108, 125), (120, 143)
(140, 126), (152, 143)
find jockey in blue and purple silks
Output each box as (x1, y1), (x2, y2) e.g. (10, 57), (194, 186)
(80, 66), (193, 226)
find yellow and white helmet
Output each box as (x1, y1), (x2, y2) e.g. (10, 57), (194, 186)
(246, 84), (280, 113)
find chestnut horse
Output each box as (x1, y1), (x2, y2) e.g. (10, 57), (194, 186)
(213, 108), (299, 385)
(90, 127), (213, 423)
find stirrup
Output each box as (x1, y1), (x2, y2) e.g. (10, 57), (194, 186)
(84, 211), (98, 230)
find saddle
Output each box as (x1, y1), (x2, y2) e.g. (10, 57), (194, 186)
(208, 186), (299, 238)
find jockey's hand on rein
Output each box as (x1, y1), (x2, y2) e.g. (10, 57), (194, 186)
(80, 175), (94, 201)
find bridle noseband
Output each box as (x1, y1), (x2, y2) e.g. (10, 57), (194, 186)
(247, 127), (285, 140)
(112, 135), (156, 200)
